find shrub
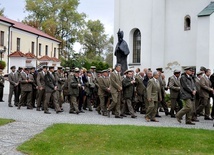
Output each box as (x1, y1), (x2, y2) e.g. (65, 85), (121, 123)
(0, 61), (6, 69)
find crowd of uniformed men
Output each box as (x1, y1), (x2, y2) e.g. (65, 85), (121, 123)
(3, 64), (214, 125)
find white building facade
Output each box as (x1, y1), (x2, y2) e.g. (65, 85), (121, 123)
(114, 0), (214, 77)
(0, 16), (61, 73)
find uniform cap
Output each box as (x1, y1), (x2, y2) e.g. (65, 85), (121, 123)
(174, 70), (181, 73)
(196, 71), (203, 75)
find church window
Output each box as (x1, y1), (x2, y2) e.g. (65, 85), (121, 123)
(133, 29), (141, 63)
(184, 15), (191, 31)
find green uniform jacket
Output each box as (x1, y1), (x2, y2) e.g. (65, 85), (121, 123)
(97, 76), (110, 96)
(135, 74), (146, 96)
(147, 78), (162, 102)
(122, 77), (135, 100)
(169, 75), (181, 99)
(19, 72), (34, 92)
(110, 71), (122, 93)
(68, 75), (80, 97)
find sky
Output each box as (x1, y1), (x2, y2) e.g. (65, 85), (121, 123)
(0, 0), (114, 43)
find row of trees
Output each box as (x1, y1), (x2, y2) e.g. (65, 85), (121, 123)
(0, 0), (113, 68)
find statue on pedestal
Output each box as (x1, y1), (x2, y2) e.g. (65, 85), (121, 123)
(114, 29), (130, 75)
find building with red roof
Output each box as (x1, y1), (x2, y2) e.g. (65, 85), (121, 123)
(0, 16), (61, 72)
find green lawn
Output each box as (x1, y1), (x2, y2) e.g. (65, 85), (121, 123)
(18, 124), (214, 155)
(0, 118), (14, 126)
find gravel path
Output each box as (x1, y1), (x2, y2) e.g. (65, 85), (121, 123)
(0, 94), (213, 154)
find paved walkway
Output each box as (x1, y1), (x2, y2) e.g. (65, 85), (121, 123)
(0, 94), (213, 154)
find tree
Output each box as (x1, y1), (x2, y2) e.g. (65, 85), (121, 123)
(23, 0), (86, 58)
(0, 4), (4, 16)
(81, 19), (108, 59)
(105, 35), (113, 67)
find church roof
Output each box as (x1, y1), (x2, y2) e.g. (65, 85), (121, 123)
(198, 2), (214, 17)
(0, 16), (61, 43)
(9, 51), (26, 57)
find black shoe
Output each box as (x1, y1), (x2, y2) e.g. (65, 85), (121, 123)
(69, 111), (75, 114)
(204, 117), (213, 120)
(8, 104), (13, 107)
(151, 119), (159, 122)
(44, 111), (51, 114)
(192, 119), (199, 122)
(171, 115), (176, 118)
(56, 110), (63, 114)
(89, 109), (93, 112)
(165, 112), (169, 116)
(0, 100), (4, 102)
(155, 115), (161, 118)
(140, 111), (146, 114)
(186, 122), (195, 125)
(27, 106), (33, 109)
(115, 115), (123, 119)
(131, 115), (137, 118)
(120, 114), (127, 117)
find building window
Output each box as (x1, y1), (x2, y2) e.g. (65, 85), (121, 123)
(184, 15), (191, 31)
(45, 45), (48, 55)
(39, 43), (42, 56)
(0, 31), (4, 46)
(31, 42), (35, 54)
(17, 38), (21, 51)
(133, 29), (141, 63)
(54, 48), (56, 57)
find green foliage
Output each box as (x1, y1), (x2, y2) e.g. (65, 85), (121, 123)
(24, 0), (86, 57)
(0, 60), (6, 69)
(0, 118), (14, 126)
(88, 61), (109, 71)
(18, 124), (214, 155)
(0, 3), (4, 16)
(80, 19), (109, 58)
(165, 93), (171, 103)
(60, 56), (109, 71)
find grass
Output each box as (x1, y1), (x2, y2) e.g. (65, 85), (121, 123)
(0, 118), (14, 126)
(18, 124), (214, 155)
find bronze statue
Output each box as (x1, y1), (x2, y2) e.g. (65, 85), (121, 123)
(115, 29), (130, 75)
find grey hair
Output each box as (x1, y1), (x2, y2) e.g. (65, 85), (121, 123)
(153, 71), (159, 76)
(114, 63), (121, 68)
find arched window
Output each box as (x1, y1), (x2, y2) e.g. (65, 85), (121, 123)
(133, 29), (141, 63)
(184, 15), (191, 31)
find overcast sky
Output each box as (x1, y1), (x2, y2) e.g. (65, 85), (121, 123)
(0, 0), (114, 35)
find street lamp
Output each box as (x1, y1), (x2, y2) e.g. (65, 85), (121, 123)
(0, 46), (6, 61)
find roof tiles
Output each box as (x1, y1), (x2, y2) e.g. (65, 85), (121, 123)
(0, 16), (60, 42)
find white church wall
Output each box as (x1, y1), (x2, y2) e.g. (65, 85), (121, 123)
(114, 0), (153, 69)
(150, 0), (166, 69)
(208, 14), (214, 72)
(196, 16), (210, 72)
(165, 0), (210, 69)
(114, 0), (213, 79)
